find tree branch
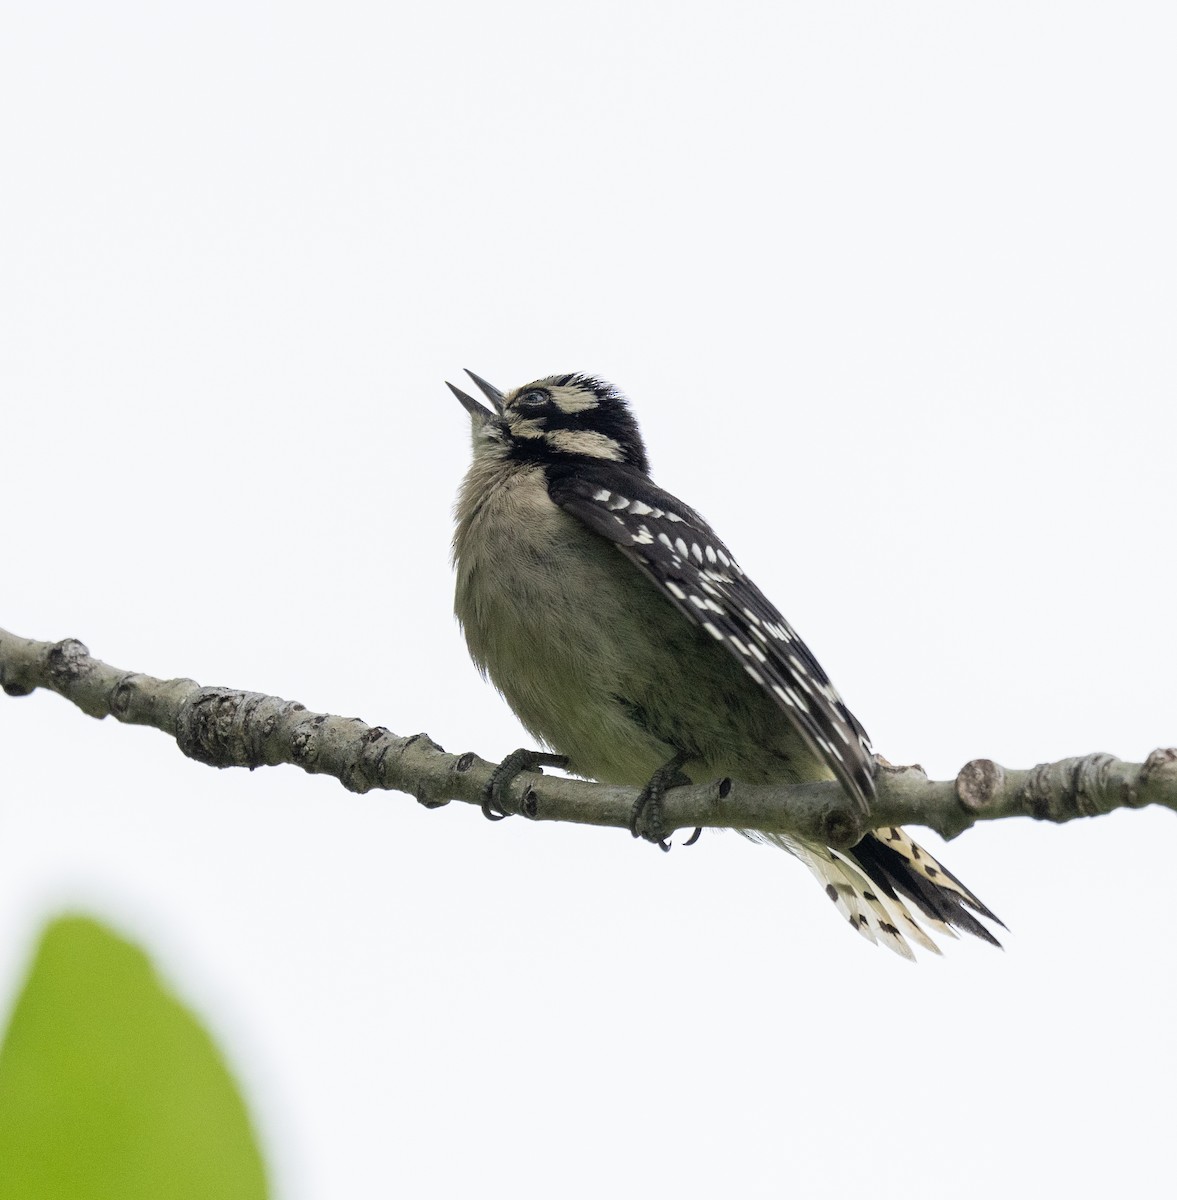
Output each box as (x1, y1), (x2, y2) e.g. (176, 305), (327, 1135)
(3, 628), (1174, 847)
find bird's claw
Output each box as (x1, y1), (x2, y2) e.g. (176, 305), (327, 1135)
(482, 749), (569, 821)
(630, 751), (695, 850)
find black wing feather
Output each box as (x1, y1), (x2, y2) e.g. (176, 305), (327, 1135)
(546, 460), (876, 815)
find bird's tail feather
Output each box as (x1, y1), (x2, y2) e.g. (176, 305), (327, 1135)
(849, 826), (1004, 949)
(742, 826), (1003, 958)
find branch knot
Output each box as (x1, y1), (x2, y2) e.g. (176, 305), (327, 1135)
(957, 759), (1004, 811)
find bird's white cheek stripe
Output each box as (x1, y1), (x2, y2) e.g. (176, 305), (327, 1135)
(544, 430), (624, 459)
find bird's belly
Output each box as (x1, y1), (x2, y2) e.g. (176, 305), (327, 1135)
(455, 501), (823, 788)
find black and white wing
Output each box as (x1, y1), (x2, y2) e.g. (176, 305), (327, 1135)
(547, 460), (877, 814)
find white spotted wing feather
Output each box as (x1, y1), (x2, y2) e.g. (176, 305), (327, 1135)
(548, 464), (877, 816)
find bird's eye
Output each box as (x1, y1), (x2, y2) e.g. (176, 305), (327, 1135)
(515, 388), (548, 409)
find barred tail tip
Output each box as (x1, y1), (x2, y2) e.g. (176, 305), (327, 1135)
(751, 827), (1004, 960)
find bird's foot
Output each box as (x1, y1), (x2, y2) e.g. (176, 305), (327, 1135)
(482, 749), (569, 821)
(630, 751), (701, 851)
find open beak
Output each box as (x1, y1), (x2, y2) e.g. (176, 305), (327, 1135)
(445, 369), (506, 420)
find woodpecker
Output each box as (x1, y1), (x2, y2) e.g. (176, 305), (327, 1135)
(447, 370), (1001, 957)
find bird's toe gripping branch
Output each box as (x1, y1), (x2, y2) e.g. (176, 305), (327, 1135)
(482, 749), (570, 820)
(629, 750), (700, 852)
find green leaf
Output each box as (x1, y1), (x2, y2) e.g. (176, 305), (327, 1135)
(0, 915), (268, 1199)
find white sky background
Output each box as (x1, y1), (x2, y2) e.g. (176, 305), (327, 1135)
(2, 2), (1175, 1196)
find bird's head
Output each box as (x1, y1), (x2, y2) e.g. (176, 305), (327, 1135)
(446, 371), (650, 475)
